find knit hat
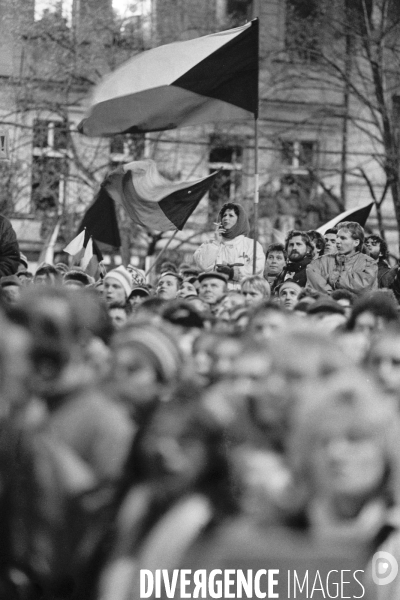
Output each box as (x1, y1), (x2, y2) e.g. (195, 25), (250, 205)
(218, 203), (250, 240)
(114, 323), (183, 383)
(104, 266), (132, 298)
(127, 265), (146, 286)
(129, 285), (150, 298)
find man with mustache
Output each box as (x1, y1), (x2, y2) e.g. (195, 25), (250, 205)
(272, 230), (314, 293)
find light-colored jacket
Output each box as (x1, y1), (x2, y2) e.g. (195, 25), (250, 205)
(306, 252), (378, 295)
(193, 234), (265, 284)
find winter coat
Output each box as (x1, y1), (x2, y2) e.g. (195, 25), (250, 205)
(306, 252), (378, 296)
(193, 234), (265, 284)
(272, 256), (312, 292)
(0, 215), (20, 276)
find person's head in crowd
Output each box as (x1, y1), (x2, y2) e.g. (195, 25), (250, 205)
(63, 269), (93, 289)
(125, 398), (237, 517)
(331, 289), (356, 318)
(347, 291), (399, 336)
(133, 297), (168, 323)
(156, 271), (182, 300)
(0, 275), (21, 305)
(17, 252), (29, 272)
(34, 263), (60, 286)
(218, 202), (250, 239)
(307, 297), (346, 332)
(297, 288), (320, 305)
(241, 275), (271, 307)
(177, 278), (198, 299)
(336, 222), (364, 256)
(178, 263), (200, 279)
(293, 300), (312, 317)
(285, 230), (313, 263)
(108, 301), (131, 332)
(248, 301), (288, 342)
(192, 332), (220, 383)
(218, 290), (246, 313)
(111, 322), (183, 422)
(54, 262), (69, 276)
(198, 271), (228, 306)
(103, 266), (132, 305)
(365, 234), (389, 262)
(213, 308), (232, 333)
(9, 286), (91, 399)
(290, 369), (398, 524)
(159, 261), (177, 274)
(162, 300), (204, 331)
(230, 306), (250, 334)
(265, 243), (287, 277)
(184, 295), (211, 315)
(207, 333), (243, 384)
(16, 270), (33, 286)
(323, 228), (338, 255)
(128, 285), (150, 308)
(307, 230), (325, 258)
(277, 279), (302, 311)
(267, 330), (350, 418)
(367, 326), (400, 402)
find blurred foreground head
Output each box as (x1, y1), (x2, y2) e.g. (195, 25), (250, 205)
(111, 321), (184, 421)
(290, 369), (399, 524)
(9, 286), (96, 399)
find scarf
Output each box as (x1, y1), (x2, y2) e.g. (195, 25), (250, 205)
(218, 203), (250, 241)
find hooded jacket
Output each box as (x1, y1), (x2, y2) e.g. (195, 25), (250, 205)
(193, 204), (265, 284)
(306, 252), (378, 295)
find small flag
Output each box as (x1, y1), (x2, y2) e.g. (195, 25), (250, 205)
(64, 229), (85, 255)
(316, 201), (374, 234)
(81, 236), (93, 270)
(78, 20), (258, 136)
(103, 160), (218, 232)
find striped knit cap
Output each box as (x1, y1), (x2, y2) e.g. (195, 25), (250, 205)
(113, 323), (183, 383)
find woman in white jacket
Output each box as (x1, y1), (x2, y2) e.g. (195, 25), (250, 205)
(193, 203), (265, 287)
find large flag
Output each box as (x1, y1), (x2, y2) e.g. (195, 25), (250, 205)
(103, 160), (218, 232)
(317, 201), (374, 235)
(79, 20), (258, 136)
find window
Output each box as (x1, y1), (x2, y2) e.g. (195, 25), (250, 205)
(208, 136), (243, 226)
(32, 119), (68, 151)
(226, 0), (253, 25)
(281, 140), (317, 172)
(109, 134), (145, 167)
(285, 0), (320, 61)
(31, 155), (66, 212)
(31, 119), (69, 213)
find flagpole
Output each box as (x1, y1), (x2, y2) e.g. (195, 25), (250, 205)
(252, 117), (259, 274)
(145, 229), (179, 277)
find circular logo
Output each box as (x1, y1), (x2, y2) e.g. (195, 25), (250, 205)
(372, 551), (399, 586)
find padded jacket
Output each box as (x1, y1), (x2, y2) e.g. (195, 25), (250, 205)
(306, 252), (378, 296)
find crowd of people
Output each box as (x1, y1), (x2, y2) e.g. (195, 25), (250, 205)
(1, 203), (400, 599)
